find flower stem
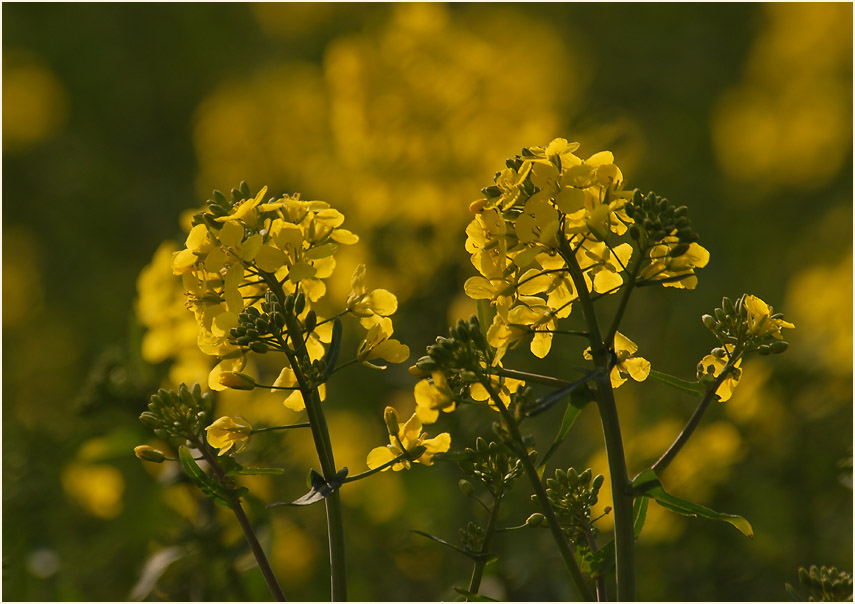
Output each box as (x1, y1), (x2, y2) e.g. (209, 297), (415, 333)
(651, 366), (734, 476)
(558, 230), (636, 601)
(194, 441), (287, 602)
(466, 492), (503, 600)
(476, 373), (594, 601)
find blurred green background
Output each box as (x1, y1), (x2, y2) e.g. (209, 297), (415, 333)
(3, 3), (852, 601)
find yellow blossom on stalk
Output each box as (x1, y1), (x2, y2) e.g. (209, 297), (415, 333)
(413, 371), (456, 424)
(346, 264), (398, 318)
(366, 408), (451, 471)
(356, 317), (410, 368)
(469, 370), (526, 412)
(577, 240), (633, 294)
(205, 416), (252, 455)
(488, 299), (557, 361)
(744, 294), (794, 339)
(271, 366), (328, 412)
(584, 332), (650, 388)
(641, 238), (710, 289)
(697, 345), (743, 402)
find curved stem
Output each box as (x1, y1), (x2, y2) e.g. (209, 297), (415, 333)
(194, 441), (287, 602)
(251, 423), (311, 434)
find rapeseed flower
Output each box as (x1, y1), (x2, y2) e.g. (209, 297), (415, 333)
(366, 408), (451, 471)
(206, 416), (253, 455)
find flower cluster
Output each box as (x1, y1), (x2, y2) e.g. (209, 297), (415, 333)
(168, 183), (409, 405)
(464, 139), (708, 362)
(366, 406), (451, 472)
(698, 294), (794, 401)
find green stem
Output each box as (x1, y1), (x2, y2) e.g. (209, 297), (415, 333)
(251, 423), (311, 433)
(489, 366), (574, 388)
(476, 373), (594, 601)
(604, 250), (645, 347)
(558, 231), (636, 601)
(341, 452), (410, 483)
(260, 270), (348, 601)
(467, 492), (503, 600)
(195, 441), (287, 602)
(651, 360), (738, 477)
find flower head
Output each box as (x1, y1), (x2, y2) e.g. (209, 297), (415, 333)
(205, 416), (252, 455)
(697, 345), (742, 402)
(584, 331), (650, 388)
(366, 408), (451, 471)
(744, 294), (794, 340)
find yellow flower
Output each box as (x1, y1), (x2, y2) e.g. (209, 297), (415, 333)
(366, 409), (451, 471)
(584, 331), (650, 388)
(697, 345), (742, 402)
(413, 371), (456, 424)
(205, 416), (252, 455)
(744, 294), (794, 339)
(469, 370), (525, 412)
(356, 317), (410, 368)
(346, 264), (398, 318)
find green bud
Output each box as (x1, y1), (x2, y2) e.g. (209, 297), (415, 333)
(769, 340), (789, 354)
(282, 294), (295, 316)
(384, 406), (400, 435)
(757, 344), (771, 355)
(481, 185), (502, 198)
(592, 474), (605, 491)
(458, 479), (475, 497)
(627, 224), (639, 241)
(408, 445), (427, 460)
(525, 512), (546, 527)
(231, 187), (243, 202)
(239, 180), (251, 199)
(139, 411), (161, 429)
(249, 341), (269, 354)
(219, 372), (257, 390)
(712, 347), (727, 358)
(714, 308), (727, 323)
(701, 314), (717, 330)
(294, 292), (306, 316)
(304, 310), (317, 333)
(722, 297), (735, 315)
(134, 445), (166, 463)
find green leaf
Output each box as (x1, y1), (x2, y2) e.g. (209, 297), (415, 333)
(631, 469), (754, 539)
(178, 446), (237, 507)
(633, 494), (649, 539)
(217, 455), (284, 476)
(537, 388), (594, 471)
(452, 587), (499, 601)
(410, 530), (498, 563)
(648, 370), (706, 396)
(323, 317), (343, 379)
(271, 467), (348, 507)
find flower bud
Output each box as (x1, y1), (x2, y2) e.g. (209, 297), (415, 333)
(458, 479), (475, 497)
(218, 371), (257, 390)
(712, 347), (727, 358)
(294, 292), (306, 315)
(722, 297), (735, 315)
(525, 513), (545, 527)
(249, 341), (269, 354)
(134, 445), (166, 463)
(701, 314), (717, 330)
(304, 310), (317, 334)
(769, 340), (789, 354)
(383, 406), (399, 435)
(139, 411), (161, 429)
(757, 344), (771, 356)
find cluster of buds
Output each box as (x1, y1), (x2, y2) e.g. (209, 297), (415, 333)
(411, 315), (490, 377)
(701, 295), (793, 355)
(138, 383), (212, 444)
(458, 521), (486, 553)
(796, 565), (853, 602)
(457, 437), (524, 498)
(541, 467), (606, 546)
(625, 190), (698, 247)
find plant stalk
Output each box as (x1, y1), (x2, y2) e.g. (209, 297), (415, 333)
(466, 493), (503, 599)
(558, 231), (636, 601)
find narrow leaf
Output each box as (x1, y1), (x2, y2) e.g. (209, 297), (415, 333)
(410, 530), (498, 563)
(525, 371), (600, 417)
(178, 446), (235, 507)
(323, 317), (343, 379)
(648, 369), (705, 396)
(453, 587), (499, 601)
(280, 467), (348, 506)
(633, 494), (649, 539)
(631, 469), (754, 539)
(537, 389), (593, 470)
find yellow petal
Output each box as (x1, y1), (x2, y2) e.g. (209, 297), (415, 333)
(283, 390), (306, 412)
(367, 446), (399, 470)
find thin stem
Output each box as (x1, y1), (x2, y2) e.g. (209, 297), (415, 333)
(251, 423), (311, 434)
(651, 365), (735, 477)
(259, 269), (348, 601)
(476, 373), (594, 601)
(604, 250), (646, 347)
(194, 441), (287, 602)
(488, 366), (573, 388)
(557, 227), (636, 601)
(466, 492), (503, 600)
(341, 452), (410, 483)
